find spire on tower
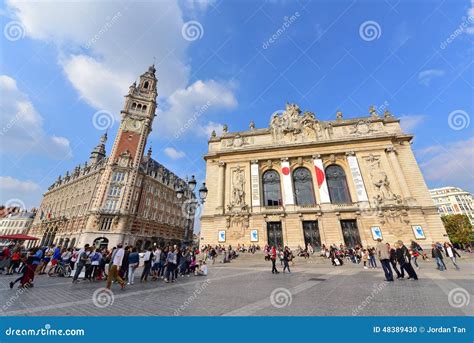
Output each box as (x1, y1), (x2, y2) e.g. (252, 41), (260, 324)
(89, 133), (107, 164)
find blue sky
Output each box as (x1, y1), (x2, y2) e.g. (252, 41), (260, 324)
(0, 0), (473, 209)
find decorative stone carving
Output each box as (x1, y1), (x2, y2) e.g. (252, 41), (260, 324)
(349, 119), (379, 136)
(336, 111), (343, 120)
(223, 134), (251, 148)
(365, 154), (402, 206)
(118, 150), (132, 167)
(369, 105), (378, 119)
(384, 109), (393, 118)
(210, 130), (216, 138)
(222, 124), (228, 133)
(269, 103), (319, 142)
(249, 121), (255, 130)
(228, 166), (246, 210)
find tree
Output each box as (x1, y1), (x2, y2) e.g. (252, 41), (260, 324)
(441, 214), (474, 245)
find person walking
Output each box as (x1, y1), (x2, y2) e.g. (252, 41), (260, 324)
(140, 247), (153, 282)
(387, 243), (402, 279)
(270, 246), (279, 274)
(375, 239), (393, 281)
(164, 247), (177, 283)
(106, 243), (125, 290)
(368, 247), (377, 269)
(282, 246), (291, 273)
(72, 245), (90, 283)
(444, 242), (461, 270)
(431, 243), (445, 271)
(396, 241), (418, 280)
(128, 247), (139, 285)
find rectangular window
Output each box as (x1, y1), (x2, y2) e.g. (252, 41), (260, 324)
(112, 171), (125, 182)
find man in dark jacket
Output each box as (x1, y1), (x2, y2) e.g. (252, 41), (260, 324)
(387, 243), (403, 278)
(395, 240), (418, 280)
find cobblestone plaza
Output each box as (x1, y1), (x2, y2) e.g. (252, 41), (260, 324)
(0, 254), (472, 317)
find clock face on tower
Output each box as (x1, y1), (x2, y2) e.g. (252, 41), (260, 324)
(123, 117), (142, 132)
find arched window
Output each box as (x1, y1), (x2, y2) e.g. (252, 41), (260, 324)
(131, 103), (137, 110)
(137, 104), (142, 111)
(144, 81), (149, 89)
(262, 170), (282, 206)
(325, 165), (351, 204)
(292, 167), (316, 205)
(142, 105), (147, 112)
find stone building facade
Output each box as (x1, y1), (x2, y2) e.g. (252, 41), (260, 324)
(29, 66), (194, 249)
(200, 103), (448, 249)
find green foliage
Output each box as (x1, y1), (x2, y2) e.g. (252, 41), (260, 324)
(441, 214), (474, 244)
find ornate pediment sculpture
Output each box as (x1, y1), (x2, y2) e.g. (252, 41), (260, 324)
(269, 103), (318, 142)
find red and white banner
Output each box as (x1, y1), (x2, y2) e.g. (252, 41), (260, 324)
(313, 158), (330, 203)
(281, 160), (294, 205)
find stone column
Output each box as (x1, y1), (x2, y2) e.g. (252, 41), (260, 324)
(385, 146), (413, 203)
(217, 161), (226, 212)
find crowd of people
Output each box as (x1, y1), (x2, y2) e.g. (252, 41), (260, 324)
(0, 238), (467, 289)
(260, 239), (466, 281)
(0, 242), (210, 290)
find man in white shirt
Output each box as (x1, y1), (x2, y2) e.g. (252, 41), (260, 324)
(106, 243), (125, 289)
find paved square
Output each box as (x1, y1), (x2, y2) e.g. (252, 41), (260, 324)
(0, 254), (472, 316)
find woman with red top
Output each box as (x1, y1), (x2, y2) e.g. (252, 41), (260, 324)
(270, 246), (279, 274)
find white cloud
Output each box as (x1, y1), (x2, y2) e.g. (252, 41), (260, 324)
(467, 0), (474, 34)
(164, 147), (186, 159)
(0, 176), (40, 193)
(398, 114), (426, 132)
(418, 69), (445, 86)
(0, 75), (72, 159)
(417, 137), (474, 192)
(0, 176), (42, 209)
(158, 79), (237, 138)
(5, 0), (237, 136)
(197, 121), (224, 137)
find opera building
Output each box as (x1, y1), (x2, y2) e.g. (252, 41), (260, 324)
(200, 104), (448, 249)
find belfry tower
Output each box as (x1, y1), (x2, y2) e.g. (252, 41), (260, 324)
(83, 65), (158, 245)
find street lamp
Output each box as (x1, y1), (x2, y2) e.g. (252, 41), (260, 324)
(198, 182), (208, 203)
(188, 175), (197, 192)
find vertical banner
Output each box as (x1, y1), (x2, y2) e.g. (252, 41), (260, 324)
(347, 155), (369, 202)
(250, 163), (260, 207)
(281, 160), (294, 205)
(313, 158), (330, 203)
